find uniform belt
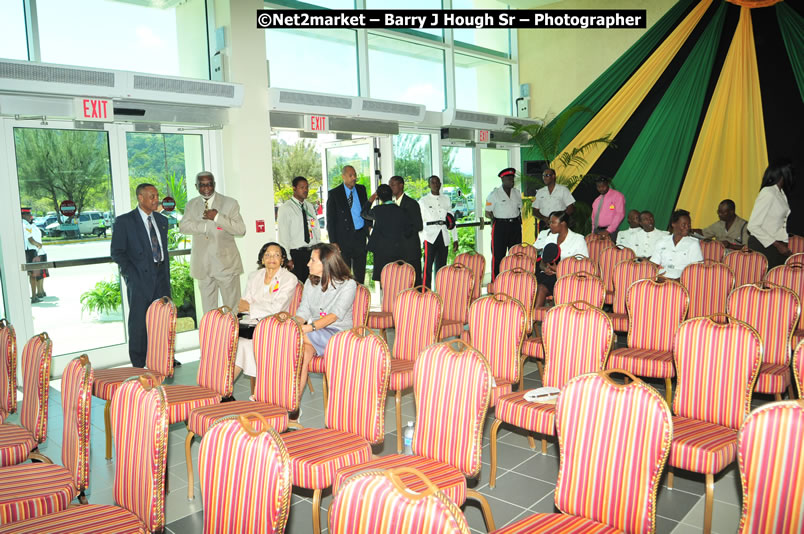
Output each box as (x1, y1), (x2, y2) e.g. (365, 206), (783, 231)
(495, 217), (521, 223)
(426, 221), (446, 226)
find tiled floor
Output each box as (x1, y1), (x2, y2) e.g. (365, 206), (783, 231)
(9, 334), (770, 534)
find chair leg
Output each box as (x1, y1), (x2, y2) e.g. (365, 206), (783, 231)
(322, 375), (329, 412)
(664, 378), (673, 406)
(395, 390), (403, 454)
(536, 360), (544, 382)
(380, 328), (387, 342)
(78, 492), (88, 505)
(489, 419), (502, 489)
(104, 401), (112, 460)
(466, 489), (496, 531)
(312, 488), (322, 534)
(185, 431), (196, 500)
(518, 357), (526, 390)
(667, 468), (673, 489)
(541, 438), (547, 455)
(308, 380), (315, 394)
(527, 435), (536, 450)
(788, 384), (796, 400)
(775, 392), (782, 401)
(704, 473), (714, 534)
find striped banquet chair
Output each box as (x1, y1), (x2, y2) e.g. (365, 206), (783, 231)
(491, 371), (672, 534)
(490, 302), (613, 488)
(330, 468), (471, 534)
(435, 264), (474, 340)
(0, 355), (93, 524)
(0, 375), (169, 534)
(796, 340), (804, 397)
(606, 278), (689, 405)
(667, 316), (762, 534)
(723, 249), (768, 287)
(728, 283), (800, 400)
(282, 327), (391, 534)
(0, 320), (17, 425)
(334, 341), (497, 531)
(598, 244), (635, 305)
(367, 260), (415, 341)
(454, 251), (485, 301)
(608, 258), (660, 332)
(737, 400), (804, 534)
(92, 296), (176, 459)
(698, 239), (726, 263)
(788, 234), (804, 254)
(185, 312), (303, 500)
(554, 254), (598, 279)
(0, 333), (51, 467)
(764, 263), (804, 347)
(499, 252), (535, 276)
(388, 287), (442, 454)
(287, 281), (304, 316)
(198, 413), (292, 534)
(491, 268), (537, 334)
(510, 242), (538, 262)
(680, 261), (735, 319)
(584, 233), (612, 265)
(786, 252), (804, 266)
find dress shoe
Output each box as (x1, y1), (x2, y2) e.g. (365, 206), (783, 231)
(173, 359), (182, 367)
(31, 296), (41, 304)
(220, 395), (236, 403)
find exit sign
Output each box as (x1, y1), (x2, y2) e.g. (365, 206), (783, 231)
(74, 98), (113, 122)
(304, 115), (329, 133)
(477, 130), (490, 143)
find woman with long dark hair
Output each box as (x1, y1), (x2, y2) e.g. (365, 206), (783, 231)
(747, 160), (794, 268)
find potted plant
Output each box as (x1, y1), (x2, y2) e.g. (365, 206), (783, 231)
(80, 277), (123, 322)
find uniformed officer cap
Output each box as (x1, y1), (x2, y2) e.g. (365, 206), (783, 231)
(498, 168), (516, 178)
(21, 207), (32, 214)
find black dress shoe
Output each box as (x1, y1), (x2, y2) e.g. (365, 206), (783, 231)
(173, 359), (182, 367)
(220, 395), (236, 403)
(31, 296), (41, 304)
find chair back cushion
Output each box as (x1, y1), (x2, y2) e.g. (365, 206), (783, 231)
(380, 261), (416, 313)
(454, 252), (485, 301)
(543, 302), (613, 389)
(492, 269), (537, 330)
(765, 264), (804, 330)
(325, 328), (391, 443)
(584, 234), (612, 264)
(795, 341), (804, 397)
(681, 261), (735, 318)
(288, 282), (304, 316)
(786, 252), (804, 266)
(197, 307), (239, 395)
(555, 372), (672, 533)
(510, 243), (538, 262)
(111, 376), (169, 532)
(468, 295), (526, 383)
(412, 341), (491, 476)
(627, 278), (688, 352)
(353, 283), (371, 327)
(737, 400), (804, 534)
(788, 235), (804, 254)
(199, 415), (292, 534)
(435, 264), (474, 324)
(393, 288), (443, 362)
(699, 240), (726, 262)
(254, 313), (304, 412)
(20, 333), (52, 442)
(61, 355), (93, 492)
(674, 317), (762, 429)
(728, 283), (800, 366)
(555, 254), (598, 279)
(499, 253), (535, 274)
(329, 468), (471, 534)
(554, 273), (605, 308)
(611, 259), (660, 314)
(723, 250), (768, 287)
(598, 245), (636, 295)
(0, 320), (17, 416)
(144, 297), (177, 377)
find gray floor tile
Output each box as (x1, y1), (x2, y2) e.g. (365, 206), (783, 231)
(679, 497), (741, 534)
(656, 485), (704, 522)
(484, 470), (555, 509)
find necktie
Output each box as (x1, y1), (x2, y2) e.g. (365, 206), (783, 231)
(148, 215), (162, 263)
(593, 192), (604, 230)
(301, 201), (310, 244)
(204, 198), (209, 211)
(347, 189), (354, 209)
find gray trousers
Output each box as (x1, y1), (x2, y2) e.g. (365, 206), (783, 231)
(197, 274), (241, 315)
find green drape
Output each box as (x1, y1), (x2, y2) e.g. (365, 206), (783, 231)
(777, 2), (804, 102)
(609, 2), (726, 230)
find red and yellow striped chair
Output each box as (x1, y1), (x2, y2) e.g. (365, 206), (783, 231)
(454, 251), (486, 301)
(199, 413), (292, 534)
(667, 316), (762, 534)
(606, 278), (689, 405)
(490, 302), (613, 488)
(723, 249), (768, 287)
(0, 375), (169, 534)
(435, 264), (474, 340)
(287, 281), (304, 316)
(0, 355), (93, 523)
(330, 467), (471, 534)
(0, 333), (51, 467)
(699, 239), (726, 263)
(765, 263), (804, 347)
(796, 340), (804, 397)
(737, 399), (804, 534)
(598, 244), (635, 305)
(491, 268), (537, 334)
(333, 340), (497, 531)
(491, 370), (672, 534)
(786, 252), (804, 266)
(680, 261), (735, 319)
(510, 243), (538, 262)
(554, 254), (598, 279)
(0, 320), (17, 425)
(92, 296), (176, 459)
(499, 252), (535, 275)
(728, 283), (800, 400)
(185, 312), (302, 500)
(584, 233), (612, 265)
(367, 261), (415, 342)
(788, 234), (804, 254)
(282, 327), (391, 534)
(607, 258), (660, 332)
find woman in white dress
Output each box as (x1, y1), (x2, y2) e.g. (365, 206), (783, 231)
(533, 211), (589, 309)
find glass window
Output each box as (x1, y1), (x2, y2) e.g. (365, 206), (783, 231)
(266, 29), (358, 96)
(365, 0), (443, 39)
(36, 0), (209, 79)
(0, 1), (27, 60)
(299, 0), (355, 7)
(368, 33), (445, 111)
(452, 0), (510, 56)
(393, 133), (432, 200)
(442, 146), (476, 264)
(455, 53), (511, 115)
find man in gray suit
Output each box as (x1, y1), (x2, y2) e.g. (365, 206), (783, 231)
(179, 171), (246, 314)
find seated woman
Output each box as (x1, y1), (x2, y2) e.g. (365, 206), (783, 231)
(650, 209), (703, 279)
(533, 211), (589, 309)
(361, 183), (413, 284)
(294, 243), (356, 394)
(234, 242), (298, 394)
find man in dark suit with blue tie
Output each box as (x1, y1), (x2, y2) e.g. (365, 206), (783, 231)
(326, 165), (370, 283)
(111, 183), (171, 368)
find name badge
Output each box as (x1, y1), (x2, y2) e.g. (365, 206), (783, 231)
(609, 204), (615, 210)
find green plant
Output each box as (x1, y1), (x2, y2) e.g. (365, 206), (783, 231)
(164, 171), (187, 214)
(80, 278), (122, 316)
(170, 259), (194, 309)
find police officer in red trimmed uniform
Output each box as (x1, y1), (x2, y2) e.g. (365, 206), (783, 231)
(485, 167), (523, 281)
(419, 175), (458, 289)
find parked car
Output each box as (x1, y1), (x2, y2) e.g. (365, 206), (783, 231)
(77, 211), (107, 236)
(443, 187), (472, 219)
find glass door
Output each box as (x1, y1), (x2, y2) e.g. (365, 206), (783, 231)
(478, 147), (513, 276)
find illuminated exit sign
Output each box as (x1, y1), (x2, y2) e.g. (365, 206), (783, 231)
(304, 115), (329, 133)
(477, 130), (490, 143)
(74, 98), (113, 122)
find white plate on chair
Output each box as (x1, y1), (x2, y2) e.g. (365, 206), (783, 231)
(524, 387), (560, 404)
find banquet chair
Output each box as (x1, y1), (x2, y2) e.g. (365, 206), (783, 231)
(454, 251), (485, 301)
(435, 264), (474, 340)
(584, 233), (612, 265)
(367, 260), (415, 342)
(796, 340), (804, 397)
(607, 258), (660, 332)
(680, 261), (735, 318)
(698, 239), (726, 263)
(490, 268), (537, 335)
(786, 252), (804, 266)
(554, 254), (598, 279)
(788, 234), (804, 254)
(723, 249), (768, 287)
(499, 253), (535, 276)
(764, 263), (804, 347)
(287, 281), (304, 316)
(510, 242), (538, 262)
(598, 244), (635, 305)
(0, 320), (17, 425)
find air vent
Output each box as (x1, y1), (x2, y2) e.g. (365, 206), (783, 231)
(444, 108), (506, 130)
(360, 100), (421, 117)
(0, 60), (115, 87)
(454, 110), (500, 127)
(132, 75), (235, 99)
(278, 90), (353, 111)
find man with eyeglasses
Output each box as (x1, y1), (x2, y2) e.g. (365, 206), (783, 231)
(179, 171), (246, 314)
(532, 168), (575, 227)
(278, 176), (321, 282)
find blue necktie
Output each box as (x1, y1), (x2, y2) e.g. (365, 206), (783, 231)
(148, 215), (162, 263)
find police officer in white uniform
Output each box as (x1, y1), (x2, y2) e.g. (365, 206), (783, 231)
(485, 167), (523, 280)
(419, 175), (458, 288)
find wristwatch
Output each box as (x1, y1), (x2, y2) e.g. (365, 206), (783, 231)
(310, 321), (317, 331)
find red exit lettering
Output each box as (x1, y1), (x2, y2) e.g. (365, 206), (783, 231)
(310, 116), (326, 131)
(82, 99), (109, 119)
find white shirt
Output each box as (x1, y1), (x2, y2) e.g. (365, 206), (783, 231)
(201, 193), (220, 223)
(419, 193), (457, 245)
(747, 185), (790, 248)
(544, 229), (589, 259)
(137, 207), (164, 261)
(22, 219), (41, 251)
(533, 184), (575, 216)
(534, 229), (551, 250)
(650, 235), (703, 279)
(485, 187), (522, 219)
(631, 228), (669, 258)
(241, 267), (298, 320)
(277, 197), (321, 251)
(616, 227), (642, 251)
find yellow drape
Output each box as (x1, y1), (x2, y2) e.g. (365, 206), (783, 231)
(675, 6), (768, 228)
(555, 0), (714, 190)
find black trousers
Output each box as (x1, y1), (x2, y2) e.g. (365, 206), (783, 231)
(289, 247), (312, 283)
(748, 235), (788, 269)
(491, 218), (522, 280)
(126, 265), (170, 368)
(337, 228), (368, 285)
(423, 233), (448, 289)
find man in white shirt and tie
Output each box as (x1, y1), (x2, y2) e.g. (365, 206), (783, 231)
(278, 176), (321, 282)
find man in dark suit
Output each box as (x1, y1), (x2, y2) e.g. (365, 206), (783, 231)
(326, 165), (369, 283)
(361, 184), (413, 284)
(389, 175), (424, 286)
(111, 183), (171, 368)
